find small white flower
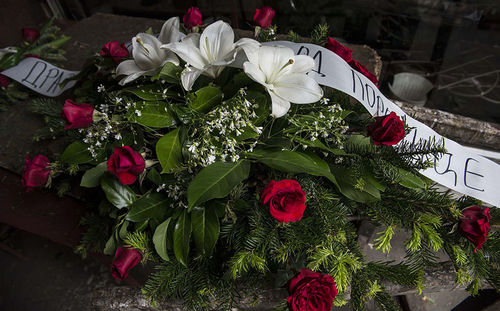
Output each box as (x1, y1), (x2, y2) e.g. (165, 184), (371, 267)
(97, 84), (105, 93)
(135, 110), (142, 116)
(320, 97), (330, 105)
(114, 133), (122, 140)
(243, 45), (323, 118)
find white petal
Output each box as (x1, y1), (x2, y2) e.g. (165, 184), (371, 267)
(235, 38), (261, 65)
(162, 35), (206, 69)
(274, 74), (323, 104)
(181, 67), (203, 91)
(200, 21), (234, 63)
(269, 91), (291, 118)
(132, 33), (166, 70)
(258, 46), (295, 82)
(119, 71), (147, 85)
(163, 51), (180, 66)
(243, 61), (266, 85)
(159, 17), (181, 44)
(116, 59), (142, 76)
(291, 55), (316, 73)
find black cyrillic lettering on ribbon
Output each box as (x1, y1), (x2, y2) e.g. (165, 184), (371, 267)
(464, 158), (485, 192)
(434, 153), (458, 186)
(21, 61), (47, 88)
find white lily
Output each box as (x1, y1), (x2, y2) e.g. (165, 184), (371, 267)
(116, 17), (182, 85)
(162, 20), (259, 91)
(243, 45), (323, 118)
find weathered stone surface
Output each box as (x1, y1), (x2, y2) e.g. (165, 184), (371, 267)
(395, 100), (500, 152)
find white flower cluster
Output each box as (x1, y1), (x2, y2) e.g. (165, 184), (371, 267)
(186, 90), (262, 167)
(287, 98), (348, 148)
(156, 174), (188, 209)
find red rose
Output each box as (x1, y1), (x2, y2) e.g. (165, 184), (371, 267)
(0, 71), (11, 87)
(61, 99), (94, 130)
(183, 7), (202, 29)
(287, 269), (337, 311)
(22, 154), (50, 191)
(23, 54), (40, 59)
(111, 247), (142, 280)
(261, 180), (306, 223)
(107, 146), (145, 185)
(349, 59), (378, 86)
(253, 6), (275, 29)
(367, 112), (405, 146)
(325, 37), (352, 63)
(100, 41), (129, 64)
(460, 206), (490, 251)
(22, 28), (40, 44)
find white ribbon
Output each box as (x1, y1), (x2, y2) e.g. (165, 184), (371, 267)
(265, 41), (500, 207)
(2, 57), (78, 97)
(2, 43), (499, 207)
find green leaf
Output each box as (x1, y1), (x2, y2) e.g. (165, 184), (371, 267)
(60, 141), (93, 164)
(126, 193), (170, 222)
(188, 86), (223, 113)
(156, 127), (182, 173)
(80, 162), (107, 188)
(147, 168), (162, 185)
(119, 221), (129, 240)
(120, 84), (177, 101)
(191, 206), (220, 256)
(173, 210), (192, 266)
(397, 168), (426, 189)
(154, 62), (182, 83)
(101, 174), (136, 209)
(330, 166), (380, 203)
(128, 101), (176, 128)
(103, 235), (117, 255)
(249, 149), (338, 186)
(153, 218), (172, 261)
(290, 136), (347, 156)
(187, 160), (250, 210)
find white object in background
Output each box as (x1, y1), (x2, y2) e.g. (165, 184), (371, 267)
(389, 72), (434, 106)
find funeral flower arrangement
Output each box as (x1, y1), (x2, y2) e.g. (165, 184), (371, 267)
(25, 7), (499, 311)
(0, 18), (69, 110)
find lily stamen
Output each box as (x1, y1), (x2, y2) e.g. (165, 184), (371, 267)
(136, 38), (150, 54)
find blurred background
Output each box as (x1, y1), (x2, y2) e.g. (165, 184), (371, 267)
(1, 0), (499, 124)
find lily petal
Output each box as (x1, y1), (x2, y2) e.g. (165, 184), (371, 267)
(200, 21), (234, 63)
(159, 17), (181, 44)
(274, 74), (323, 104)
(258, 45), (295, 82)
(235, 38), (261, 65)
(243, 61), (266, 85)
(269, 91), (291, 118)
(132, 33), (166, 70)
(116, 59), (142, 76)
(291, 55), (316, 73)
(162, 34), (206, 69)
(181, 66), (203, 91)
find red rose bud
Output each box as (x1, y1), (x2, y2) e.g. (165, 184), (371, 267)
(22, 154), (50, 191)
(262, 179), (306, 223)
(253, 6), (275, 29)
(459, 206), (490, 251)
(107, 146), (145, 185)
(61, 99), (94, 130)
(367, 112), (405, 146)
(111, 247), (142, 280)
(183, 7), (202, 29)
(22, 28), (40, 44)
(23, 54), (40, 59)
(0, 71), (11, 87)
(287, 269), (337, 311)
(325, 37), (353, 63)
(349, 59), (378, 86)
(100, 41), (129, 64)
